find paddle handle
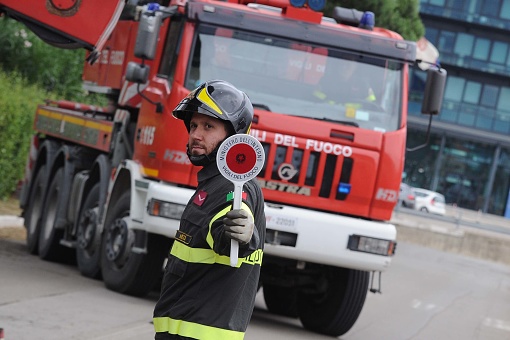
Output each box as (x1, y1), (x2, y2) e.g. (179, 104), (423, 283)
(230, 183), (243, 267)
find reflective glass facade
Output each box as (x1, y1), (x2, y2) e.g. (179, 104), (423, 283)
(406, 0), (510, 217)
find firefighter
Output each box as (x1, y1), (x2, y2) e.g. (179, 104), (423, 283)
(314, 55), (376, 104)
(153, 80), (266, 340)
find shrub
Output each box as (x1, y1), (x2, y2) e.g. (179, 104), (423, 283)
(0, 72), (50, 199)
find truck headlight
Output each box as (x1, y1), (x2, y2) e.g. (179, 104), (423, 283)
(347, 235), (396, 256)
(148, 199), (185, 220)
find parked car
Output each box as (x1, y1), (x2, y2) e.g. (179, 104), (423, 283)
(413, 188), (446, 216)
(399, 183), (416, 209)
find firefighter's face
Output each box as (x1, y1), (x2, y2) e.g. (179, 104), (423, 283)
(188, 113), (228, 156)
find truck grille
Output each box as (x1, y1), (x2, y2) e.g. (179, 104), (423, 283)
(258, 142), (354, 200)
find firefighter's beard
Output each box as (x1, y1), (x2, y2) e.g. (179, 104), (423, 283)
(186, 143), (219, 167)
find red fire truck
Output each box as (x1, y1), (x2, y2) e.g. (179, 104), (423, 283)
(0, 0), (445, 336)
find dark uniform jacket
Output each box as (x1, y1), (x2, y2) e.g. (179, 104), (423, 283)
(153, 161), (265, 340)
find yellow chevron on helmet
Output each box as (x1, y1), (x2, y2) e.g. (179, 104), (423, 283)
(197, 86), (223, 115)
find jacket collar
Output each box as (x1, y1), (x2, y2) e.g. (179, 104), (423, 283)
(197, 161), (221, 183)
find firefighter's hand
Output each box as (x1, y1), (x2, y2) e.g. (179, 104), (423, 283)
(223, 209), (254, 245)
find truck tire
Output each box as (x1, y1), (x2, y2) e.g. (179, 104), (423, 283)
(101, 191), (169, 296)
(76, 183), (102, 279)
(297, 267), (369, 337)
(38, 168), (74, 262)
(25, 165), (47, 254)
(263, 284), (298, 317)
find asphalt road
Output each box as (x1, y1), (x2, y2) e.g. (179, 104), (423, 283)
(1, 239), (509, 340)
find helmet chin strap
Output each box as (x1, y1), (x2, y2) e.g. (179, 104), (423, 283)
(186, 143), (221, 167)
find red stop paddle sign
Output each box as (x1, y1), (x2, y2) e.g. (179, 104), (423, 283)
(226, 143), (256, 174)
(217, 134), (265, 267)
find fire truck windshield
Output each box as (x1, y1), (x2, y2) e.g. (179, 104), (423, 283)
(186, 24), (404, 132)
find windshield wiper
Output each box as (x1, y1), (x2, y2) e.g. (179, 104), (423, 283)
(252, 103), (271, 112)
(312, 117), (359, 127)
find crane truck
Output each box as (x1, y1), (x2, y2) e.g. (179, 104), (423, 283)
(0, 0), (446, 336)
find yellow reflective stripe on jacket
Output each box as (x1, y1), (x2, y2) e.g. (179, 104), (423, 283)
(170, 241), (263, 268)
(206, 202), (253, 250)
(154, 316), (244, 340)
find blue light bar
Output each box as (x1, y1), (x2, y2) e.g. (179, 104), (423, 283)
(308, 0), (326, 12)
(359, 11), (375, 30)
(338, 183), (351, 194)
(290, 0), (306, 7)
(147, 2), (160, 11)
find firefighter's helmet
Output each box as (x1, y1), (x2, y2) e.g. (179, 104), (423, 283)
(173, 80), (253, 135)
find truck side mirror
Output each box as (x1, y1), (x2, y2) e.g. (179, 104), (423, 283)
(421, 67), (447, 115)
(134, 7), (163, 60)
(125, 62), (150, 84)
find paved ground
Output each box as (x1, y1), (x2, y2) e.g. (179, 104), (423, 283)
(1, 196), (509, 265)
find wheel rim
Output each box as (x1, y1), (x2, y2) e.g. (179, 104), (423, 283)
(105, 218), (133, 267)
(78, 209), (97, 250)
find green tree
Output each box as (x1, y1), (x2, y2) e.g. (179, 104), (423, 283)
(325, 0), (424, 41)
(0, 16), (91, 101)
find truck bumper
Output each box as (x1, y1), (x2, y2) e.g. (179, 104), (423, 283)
(263, 203), (396, 272)
(125, 161), (396, 272)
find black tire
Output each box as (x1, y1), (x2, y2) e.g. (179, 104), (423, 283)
(101, 191), (170, 296)
(420, 207), (428, 213)
(24, 165), (47, 254)
(76, 183), (102, 279)
(297, 267), (369, 337)
(38, 168), (74, 262)
(263, 284), (298, 317)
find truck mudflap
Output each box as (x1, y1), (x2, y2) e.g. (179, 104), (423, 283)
(0, 0), (124, 57)
(263, 203), (397, 272)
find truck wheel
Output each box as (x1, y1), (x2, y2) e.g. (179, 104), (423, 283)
(297, 267), (369, 337)
(263, 284), (298, 317)
(76, 183), (102, 279)
(25, 165), (47, 254)
(38, 168), (73, 262)
(101, 191), (169, 296)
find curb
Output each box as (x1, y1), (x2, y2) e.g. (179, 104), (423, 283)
(0, 215), (24, 228)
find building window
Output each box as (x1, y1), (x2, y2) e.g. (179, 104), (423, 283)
(425, 27), (439, 46)
(473, 38), (490, 60)
(480, 0), (501, 16)
(455, 33), (474, 56)
(440, 138), (493, 211)
(490, 41), (508, 64)
(502, 0), (510, 20)
(446, 0), (465, 10)
(492, 148), (510, 216)
(444, 76), (464, 102)
(429, 0), (445, 6)
(475, 109), (494, 130)
(480, 85), (499, 107)
(463, 81), (481, 104)
(497, 87), (510, 111)
(438, 31), (456, 53)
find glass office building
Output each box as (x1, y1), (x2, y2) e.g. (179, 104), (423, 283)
(407, 0), (510, 217)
